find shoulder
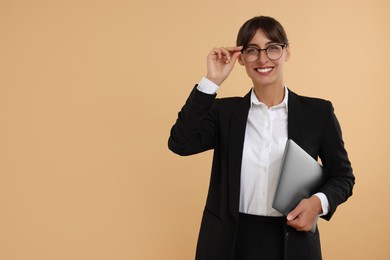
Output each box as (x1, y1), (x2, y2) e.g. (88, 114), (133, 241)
(212, 94), (250, 116)
(289, 89), (333, 114)
(215, 96), (244, 105)
(213, 88), (251, 107)
(290, 90), (330, 106)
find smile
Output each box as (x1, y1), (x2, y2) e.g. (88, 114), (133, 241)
(255, 67), (274, 75)
(256, 67), (273, 73)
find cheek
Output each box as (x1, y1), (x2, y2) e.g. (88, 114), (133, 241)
(245, 65), (254, 76)
(244, 63), (256, 71)
(274, 61), (285, 70)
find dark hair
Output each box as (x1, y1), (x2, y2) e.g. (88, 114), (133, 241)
(236, 16), (289, 47)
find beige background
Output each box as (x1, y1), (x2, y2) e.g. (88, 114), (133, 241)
(0, 0), (389, 259)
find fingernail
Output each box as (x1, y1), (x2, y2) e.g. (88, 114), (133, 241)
(287, 215), (293, 221)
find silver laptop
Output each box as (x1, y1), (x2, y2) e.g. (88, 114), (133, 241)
(272, 139), (324, 233)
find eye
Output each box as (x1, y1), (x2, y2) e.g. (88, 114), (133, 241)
(244, 47), (259, 54)
(267, 45), (282, 52)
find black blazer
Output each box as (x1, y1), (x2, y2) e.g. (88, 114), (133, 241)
(168, 86), (355, 260)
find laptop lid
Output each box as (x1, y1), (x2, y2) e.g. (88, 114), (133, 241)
(272, 139), (324, 232)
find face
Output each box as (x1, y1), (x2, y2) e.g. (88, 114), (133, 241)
(238, 29), (290, 88)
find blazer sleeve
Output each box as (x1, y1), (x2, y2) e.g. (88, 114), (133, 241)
(168, 86), (218, 156)
(319, 101), (355, 220)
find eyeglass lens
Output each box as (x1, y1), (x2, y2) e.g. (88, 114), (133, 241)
(242, 45), (284, 62)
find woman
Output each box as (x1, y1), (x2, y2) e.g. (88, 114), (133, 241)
(168, 16), (354, 260)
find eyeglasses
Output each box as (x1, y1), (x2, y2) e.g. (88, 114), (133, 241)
(241, 44), (287, 62)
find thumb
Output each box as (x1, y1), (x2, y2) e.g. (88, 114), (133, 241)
(287, 202), (304, 221)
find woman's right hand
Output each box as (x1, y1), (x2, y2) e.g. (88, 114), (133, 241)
(206, 46), (243, 86)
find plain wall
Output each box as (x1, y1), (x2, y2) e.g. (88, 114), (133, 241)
(1, 0), (389, 259)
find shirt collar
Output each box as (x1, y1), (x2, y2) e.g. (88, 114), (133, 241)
(250, 86), (289, 111)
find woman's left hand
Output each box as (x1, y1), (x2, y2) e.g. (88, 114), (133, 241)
(286, 195), (322, 232)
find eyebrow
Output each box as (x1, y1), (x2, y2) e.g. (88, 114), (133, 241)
(247, 42), (278, 48)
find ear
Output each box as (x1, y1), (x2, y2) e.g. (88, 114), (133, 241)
(284, 45), (291, 62)
(237, 53), (245, 66)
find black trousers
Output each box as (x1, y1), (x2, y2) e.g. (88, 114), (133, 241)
(234, 213), (284, 260)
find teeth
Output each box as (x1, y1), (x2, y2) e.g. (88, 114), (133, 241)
(256, 68), (272, 73)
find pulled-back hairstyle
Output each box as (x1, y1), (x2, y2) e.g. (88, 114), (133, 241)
(236, 16), (289, 47)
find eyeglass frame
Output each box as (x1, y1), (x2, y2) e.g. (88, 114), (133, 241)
(241, 43), (288, 62)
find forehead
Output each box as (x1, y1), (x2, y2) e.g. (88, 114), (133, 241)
(247, 29), (275, 47)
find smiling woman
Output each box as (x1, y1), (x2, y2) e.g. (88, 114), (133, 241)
(238, 29), (290, 97)
(168, 15), (355, 260)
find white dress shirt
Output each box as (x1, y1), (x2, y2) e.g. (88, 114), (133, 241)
(240, 87), (288, 216)
(197, 77), (329, 216)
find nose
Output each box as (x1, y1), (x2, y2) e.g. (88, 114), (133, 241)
(258, 49), (268, 64)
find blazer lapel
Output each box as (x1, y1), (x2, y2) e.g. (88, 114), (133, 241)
(288, 90), (304, 144)
(228, 90), (251, 219)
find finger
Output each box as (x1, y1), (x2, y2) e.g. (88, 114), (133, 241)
(210, 47), (242, 61)
(215, 47), (230, 62)
(223, 47), (241, 63)
(230, 50), (242, 62)
(226, 47), (243, 62)
(287, 217), (308, 231)
(209, 48), (220, 60)
(225, 46), (244, 52)
(287, 209), (300, 221)
(286, 218), (299, 229)
(228, 47), (244, 64)
(210, 48), (222, 60)
(287, 201), (304, 221)
(288, 221), (311, 232)
(211, 46), (242, 55)
(222, 47), (243, 63)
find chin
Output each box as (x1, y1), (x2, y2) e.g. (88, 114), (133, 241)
(252, 77), (276, 87)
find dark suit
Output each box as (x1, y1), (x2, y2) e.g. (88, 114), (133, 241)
(168, 86), (355, 260)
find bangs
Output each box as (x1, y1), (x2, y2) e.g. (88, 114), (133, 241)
(237, 16), (288, 47)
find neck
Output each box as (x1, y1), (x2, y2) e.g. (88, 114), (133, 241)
(253, 83), (285, 108)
